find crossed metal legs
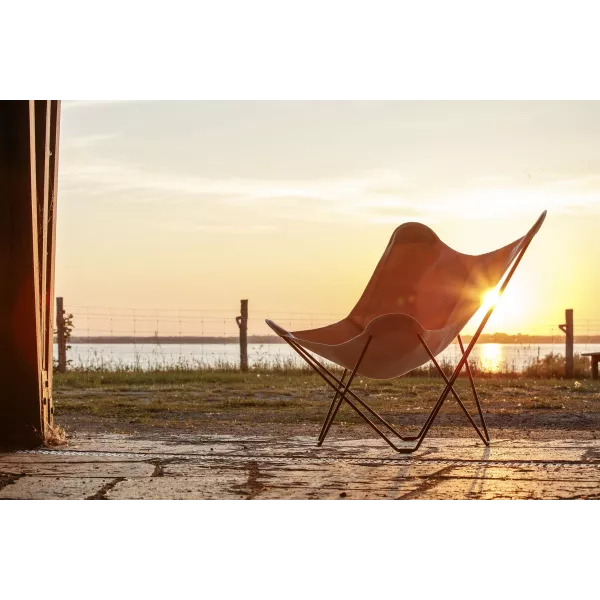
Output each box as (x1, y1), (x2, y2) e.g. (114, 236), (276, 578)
(284, 333), (489, 453)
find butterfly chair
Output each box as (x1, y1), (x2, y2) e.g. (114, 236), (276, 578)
(266, 211), (547, 453)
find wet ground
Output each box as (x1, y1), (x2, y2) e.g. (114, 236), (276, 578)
(2, 434), (599, 499)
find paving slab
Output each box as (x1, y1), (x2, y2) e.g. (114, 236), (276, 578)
(1, 434), (599, 499)
(0, 476), (117, 500)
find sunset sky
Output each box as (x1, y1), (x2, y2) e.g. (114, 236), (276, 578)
(56, 101), (600, 337)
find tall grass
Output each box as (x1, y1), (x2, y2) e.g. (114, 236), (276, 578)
(55, 347), (592, 380)
(522, 352), (590, 378)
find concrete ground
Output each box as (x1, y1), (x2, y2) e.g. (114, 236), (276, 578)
(1, 434), (600, 499)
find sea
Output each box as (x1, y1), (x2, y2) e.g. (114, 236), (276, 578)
(61, 342), (600, 373)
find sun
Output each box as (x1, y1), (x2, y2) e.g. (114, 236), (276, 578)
(466, 279), (528, 334)
(481, 287), (501, 311)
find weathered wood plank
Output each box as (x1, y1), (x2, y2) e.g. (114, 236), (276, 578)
(582, 353), (600, 380)
(44, 100), (61, 425)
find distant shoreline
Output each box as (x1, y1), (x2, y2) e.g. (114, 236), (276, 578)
(66, 334), (600, 345)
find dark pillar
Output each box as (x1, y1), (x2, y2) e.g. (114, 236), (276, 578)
(0, 100), (61, 447)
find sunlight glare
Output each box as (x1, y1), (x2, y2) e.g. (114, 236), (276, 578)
(481, 288), (501, 311)
(480, 343), (504, 373)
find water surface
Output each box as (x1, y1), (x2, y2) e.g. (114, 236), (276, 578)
(61, 342), (600, 373)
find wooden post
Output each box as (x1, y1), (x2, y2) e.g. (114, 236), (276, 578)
(56, 296), (67, 373)
(44, 101), (61, 426)
(35, 101), (52, 427)
(559, 308), (574, 379)
(0, 101), (61, 447)
(236, 299), (248, 372)
(565, 309), (574, 378)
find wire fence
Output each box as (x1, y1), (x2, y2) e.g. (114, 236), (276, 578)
(61, 302), (347, 371)
(54, 299), (600, 373)
(66, 306), (345, 339)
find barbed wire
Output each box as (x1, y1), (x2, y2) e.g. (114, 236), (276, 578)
(57, 302), (600, 371)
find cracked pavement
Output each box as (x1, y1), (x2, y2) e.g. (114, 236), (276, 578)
(1, 434), (599, 499)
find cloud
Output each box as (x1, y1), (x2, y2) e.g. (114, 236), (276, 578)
(167, 224), (277, 233)
(61, 133), (118, 149)
(62, 101), (138, 110)
(58, 157), (600, 226)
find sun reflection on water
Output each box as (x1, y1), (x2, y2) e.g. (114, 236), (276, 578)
(479, 343), (504, 373)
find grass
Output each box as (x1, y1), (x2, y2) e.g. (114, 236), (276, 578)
(52, 367), (600, 438)
(54, 349), (594, 392)
(49, 351), (599, 439)
(60, 347), (594, 380)
(43, 422), (68, 447)
(522, 352), (591, 378)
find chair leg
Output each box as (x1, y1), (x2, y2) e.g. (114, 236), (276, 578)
(317, 368), (347, 445)
(279, 331), (486, 453)
(284, 334), (487, 453)
(284, 336), (473, 451)
(285, 339), (415, 444)
(405, 236), (541, 450)
(287, 339), (431, 453)
(367, 332), (490, 453)
(282, 338), (417, 451)
(317, 339), (371, 445)
(407, 336), (492, 452)
(327, 388), (418, 453)
(417, 335), (489, 446)
(458, 335), (490, 441)
(316, 336), (487, 447)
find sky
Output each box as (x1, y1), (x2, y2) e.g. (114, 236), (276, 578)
(56, 101), (600, 337)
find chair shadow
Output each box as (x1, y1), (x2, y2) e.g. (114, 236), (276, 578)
(466, 445), (491, 498)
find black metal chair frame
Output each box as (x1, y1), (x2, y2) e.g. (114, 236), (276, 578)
(273, 234), (536, 453)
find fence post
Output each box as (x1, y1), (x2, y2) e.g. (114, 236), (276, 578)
(236, 299), (248, 372)
(559, 308), (574, 378)
(56, 296), (67, 373)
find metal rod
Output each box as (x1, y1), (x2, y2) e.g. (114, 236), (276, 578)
(282, 338), (412, 451)
(318, 337), (372, 442)
(409, 240), (535, 452)
(286, 336), (477, 448)
(418, 335), (488, 446)
(282, 335), (476, 454)
(317, 368), (347, 445)
(284, 338), (413, 442)
(458, 334), (489, 441)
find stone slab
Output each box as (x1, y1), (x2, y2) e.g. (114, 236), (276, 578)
(1, 435), (599, 499)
